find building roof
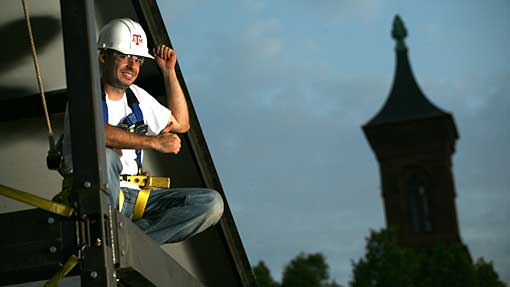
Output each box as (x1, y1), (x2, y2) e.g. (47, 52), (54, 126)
(365, 15), (451, 127)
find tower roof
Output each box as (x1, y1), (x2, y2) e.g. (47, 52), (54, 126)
(365, 15), (450, 127)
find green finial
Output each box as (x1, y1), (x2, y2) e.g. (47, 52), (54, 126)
(392, 14), (407, 50)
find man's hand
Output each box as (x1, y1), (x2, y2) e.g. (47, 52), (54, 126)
(153, 44), (177, 73)
(152, 132), (181, 154)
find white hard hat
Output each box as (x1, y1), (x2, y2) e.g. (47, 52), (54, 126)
(97, 18), (154, 59)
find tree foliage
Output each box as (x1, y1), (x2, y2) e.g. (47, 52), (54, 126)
(349, 227), (506, 287)
(474, 258), (507, 287)
(253, 261), (279, 287)
(281, 252), (341, 287)
(349, 227), (420, 287)
(253, 253), (343, 287)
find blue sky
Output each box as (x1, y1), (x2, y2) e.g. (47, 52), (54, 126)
(158, 0), (509, 284)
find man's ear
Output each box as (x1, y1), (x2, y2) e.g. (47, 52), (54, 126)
(98, 50), (106, 64)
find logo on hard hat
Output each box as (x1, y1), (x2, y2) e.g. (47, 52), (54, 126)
(132, 34), (143, 45)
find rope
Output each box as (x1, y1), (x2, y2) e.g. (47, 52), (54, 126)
(21, 0), (53, 136)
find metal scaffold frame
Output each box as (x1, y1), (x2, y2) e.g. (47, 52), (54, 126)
(0, 0), (204, 286)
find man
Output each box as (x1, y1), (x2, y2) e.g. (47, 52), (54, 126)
(62, 18), (223, 244)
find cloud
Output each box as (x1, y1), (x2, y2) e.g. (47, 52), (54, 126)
(277, 0), (382, 23)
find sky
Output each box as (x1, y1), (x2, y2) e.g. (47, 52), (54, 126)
(156, 0), (510, 284)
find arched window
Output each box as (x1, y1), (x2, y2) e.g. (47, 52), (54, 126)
(407, 172), (432, 233)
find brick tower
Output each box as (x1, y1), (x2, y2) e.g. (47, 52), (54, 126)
(363, 15), (463, 248)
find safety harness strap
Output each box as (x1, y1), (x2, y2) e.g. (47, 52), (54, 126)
(43, 255), (80, 287)
(117, 189), (151, 221)
(118, 190), (125, 213)
(132, 189), (151, 220)
(126, 89), (144, 124)
(0, 184), (75, 217)
(101, 88), (143, 123)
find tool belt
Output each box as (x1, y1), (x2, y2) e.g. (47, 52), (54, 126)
(119, 175), (171, 220)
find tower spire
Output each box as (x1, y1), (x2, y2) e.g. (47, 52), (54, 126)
(364, 15), (454, 128)
(392, 15), (408, 51)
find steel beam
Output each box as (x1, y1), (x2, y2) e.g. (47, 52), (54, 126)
(116, 215), (204, 287)
(59, 0), (116, 286)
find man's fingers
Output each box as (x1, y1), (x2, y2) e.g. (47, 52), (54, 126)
(156, 132), (181, 154)
(172, 142), (181, 154)
(170, 136), (181, 154)
(153, 44), (175, 60)
(161, 122), (173, 133)
(153, 46), (162, 58)
(170, 134), (181, 145)
(154, 45), (163, 57)
(161, 132), (179, 143)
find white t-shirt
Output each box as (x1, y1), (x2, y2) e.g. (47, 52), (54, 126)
(62, 84), (171, 189)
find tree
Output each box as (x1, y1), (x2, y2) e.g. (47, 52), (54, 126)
(474, 258), (506, 287)
(415, 244), (477, 287)
(281, 252), (341, 287)
(253, 261), (279, 287)
(349, 227), (506, 287)
(349, 227), (420, 287)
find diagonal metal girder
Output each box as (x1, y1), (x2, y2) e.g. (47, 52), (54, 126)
(116, 215), (204, 287)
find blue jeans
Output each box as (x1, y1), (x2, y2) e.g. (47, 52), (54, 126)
(106, 149), (224, 244)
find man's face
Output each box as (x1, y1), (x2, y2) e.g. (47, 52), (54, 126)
(100, 50), (144, 89)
